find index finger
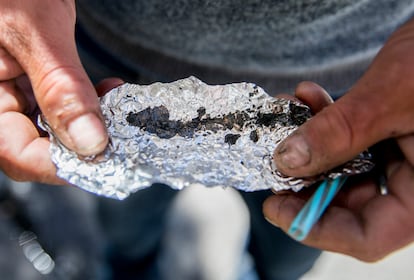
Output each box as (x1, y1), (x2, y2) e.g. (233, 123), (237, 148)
(263, 162), (414, 261)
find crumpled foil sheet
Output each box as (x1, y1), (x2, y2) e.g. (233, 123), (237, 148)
(41, 77), (374, 200)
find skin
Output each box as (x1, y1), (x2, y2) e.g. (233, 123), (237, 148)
(0, 1), (115, 184)
(265, 17), (414, 261)
(2, 0), (414, 262)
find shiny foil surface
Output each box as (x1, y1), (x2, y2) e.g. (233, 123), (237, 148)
(41, 77), (374, 199)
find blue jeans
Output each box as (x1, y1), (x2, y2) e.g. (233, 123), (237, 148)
(97, 186), (321, 280)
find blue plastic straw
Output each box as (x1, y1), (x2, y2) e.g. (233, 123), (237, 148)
(288, 176), (347, 241)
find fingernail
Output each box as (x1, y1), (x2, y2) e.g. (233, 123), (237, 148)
(276, 133), (310, 169)
(264, 216), (280, 228)
(68, 113), (107, 156)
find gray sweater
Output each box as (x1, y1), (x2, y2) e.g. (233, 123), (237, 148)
(77, 1), (414, 96)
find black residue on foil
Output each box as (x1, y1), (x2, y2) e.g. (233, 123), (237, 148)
(126, 103), (311, 140)
(224, 133), (241, 145)
(249, 130), (259, 142)
(126, 106), (249, 139)
(288, 103), (310, 126)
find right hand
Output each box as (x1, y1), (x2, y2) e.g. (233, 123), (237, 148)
(0, 0), (108, 184)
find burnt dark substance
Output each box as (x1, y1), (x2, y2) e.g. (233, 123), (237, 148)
(250, 130), (259, 142)
(127, 106), (250, 139)
(197, 107), (206, 117)
(126, 103), (311, 140)
(289, 103), (310, 126)
(224, 133), (241, 145)
(255, 103), (311, 127)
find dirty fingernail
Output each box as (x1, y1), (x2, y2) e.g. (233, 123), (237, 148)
(68, 113), (108, 156)
(276, 134), (310, 169)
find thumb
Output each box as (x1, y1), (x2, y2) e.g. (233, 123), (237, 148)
(273, 16), (414, 178)
(1, 1), (108, 156)
(273, 90), (386, 177)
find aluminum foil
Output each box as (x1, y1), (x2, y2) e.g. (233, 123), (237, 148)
(41, 77), (374, 200)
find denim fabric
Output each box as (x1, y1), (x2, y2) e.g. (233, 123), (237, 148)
(97, 186), (320, 280)
(97, 184), (177, 280)
(240, 190), (321, 280)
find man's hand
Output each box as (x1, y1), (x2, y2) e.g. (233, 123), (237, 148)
(0, 0), (108, 184)
(264, 17), (414, 261)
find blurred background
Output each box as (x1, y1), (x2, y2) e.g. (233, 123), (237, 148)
(0, 174), (413, 280)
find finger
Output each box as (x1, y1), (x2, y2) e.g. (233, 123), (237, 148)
(0, 1), (108, 156)
(273, 89), (384, 177)
(397, 134), (414, 167)
(0, 79), (46, 135)
(0, 47), (24, 80)
(274, 93), (299, 101)
(0, 111), (64, 184)
(263, 194), (362, 255)
(95, 78), (124, 97)
(0, 80), (28, 113)
(263, 193), (386, 261)
(273, 31), (414, 178)
(294, 81), (333, 114)
(334, 177), (379, 211)
(274, 83), (333, 121)
(263, 194), (305, 229)
(264, 162), (414, 261)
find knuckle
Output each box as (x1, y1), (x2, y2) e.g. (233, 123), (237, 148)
(36, 66), (96, 124)
(0, 82), (26, 113)
(36, 65), (86, 96)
